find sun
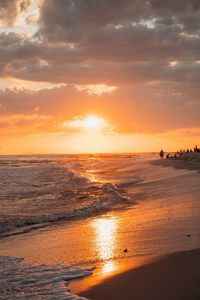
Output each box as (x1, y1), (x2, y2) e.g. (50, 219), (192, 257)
(83, 115), (107, 129)
(64, 115), (108, 132)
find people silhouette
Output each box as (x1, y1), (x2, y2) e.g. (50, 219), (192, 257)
(159, 149), (164, 159)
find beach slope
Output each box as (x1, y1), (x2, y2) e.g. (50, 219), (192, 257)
(80, 248), (200, 300)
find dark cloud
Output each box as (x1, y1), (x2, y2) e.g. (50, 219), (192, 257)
(4, 58), (200, 86)
(148, 0), (200, 13)
(0, 1), (200, 85)
(38, 0), (200, 42)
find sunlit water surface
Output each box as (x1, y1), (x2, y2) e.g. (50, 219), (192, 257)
(1, 154), (200, 297)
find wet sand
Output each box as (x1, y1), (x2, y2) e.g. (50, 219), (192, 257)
(79, 156), (200, 299)
(1, 155), (200, 298)
(80, 248), (200, 300)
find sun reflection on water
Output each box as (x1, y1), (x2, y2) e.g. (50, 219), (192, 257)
(86, 169), (99, 182)
(101, 261), (117, 274)
(92, 217), (118, 261)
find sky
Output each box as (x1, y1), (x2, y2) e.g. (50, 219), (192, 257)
(0, 0), (200, 154)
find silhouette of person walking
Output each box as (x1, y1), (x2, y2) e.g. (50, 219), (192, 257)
(159, 149), (164, 158)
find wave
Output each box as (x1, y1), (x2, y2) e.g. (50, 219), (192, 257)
(0, 255), (93, 299)
(0, 183), (133, 238)
(0, 154), (145, 238)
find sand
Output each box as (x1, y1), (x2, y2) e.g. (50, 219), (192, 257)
(80, 155), (200, 300)
(1, 154), (200, 299)
(80, 248), (200, 300)
(153, 152), (200, 172)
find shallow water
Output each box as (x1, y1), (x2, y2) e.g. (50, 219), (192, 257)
(0, 155), (153, 236)
(1, 154), (200, 298)
(0, 153), (156, 237)
(0, 256), (94, 299)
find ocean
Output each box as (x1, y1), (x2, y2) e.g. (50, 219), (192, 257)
(1, 153), (200, 299)
(0, 153), (156, 238)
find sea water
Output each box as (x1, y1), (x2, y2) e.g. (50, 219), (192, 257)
(0, 153), (156, 299)
(2, 153), (200, 298)
(0, 154), (156, 237)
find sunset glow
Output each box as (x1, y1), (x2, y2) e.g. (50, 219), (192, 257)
(83, 116), (107, 129)
(64, 115), (108, 131)
(1, 3), (200, 299)
(0, 1), (200, 154)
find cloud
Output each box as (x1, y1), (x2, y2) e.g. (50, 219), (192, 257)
(160, 127), (200, 138)
(0, 113), (56, 136)
(63, 115), (109, 132)
(1, 14), (200, 86)
(1, 0), (200, 86)
(37, 0), (200, 46)
(0, 0), (31, 25)
(0, 78), (65, 91)
(0, 82), (200, 135)
(76, 84), (117, 96)
(0, 0), (200, 142)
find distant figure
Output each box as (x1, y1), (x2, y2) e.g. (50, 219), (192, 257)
(159, 149), (164, 159)
(166, 154), (170, 159)
(124, 248), (128, 253)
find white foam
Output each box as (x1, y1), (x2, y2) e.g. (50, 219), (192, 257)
(0, 256), (93, 299)
(0, 155), (137, 237)
(0, 191), (131, 237)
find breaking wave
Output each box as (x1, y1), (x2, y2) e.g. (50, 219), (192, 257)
(0, 154), (146, 238)
(0, 182), (132, 238)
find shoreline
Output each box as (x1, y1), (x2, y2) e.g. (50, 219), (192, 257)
(80, 248), (200, 300)
(78, 155), (200, 299)
(1, 155), (200, 298)
(152, 152), (200, 172)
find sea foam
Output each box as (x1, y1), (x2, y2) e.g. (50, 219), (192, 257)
(0, 155), (140, 238)
(0, 256), (93, 299)
(0, 181), (131, 237)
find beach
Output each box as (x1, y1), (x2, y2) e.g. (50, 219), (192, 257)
(80, 248), (200, 300)
(1, 0), (200, 298)
(80, 153), (200, 300)
(1, 153), (200, 299)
